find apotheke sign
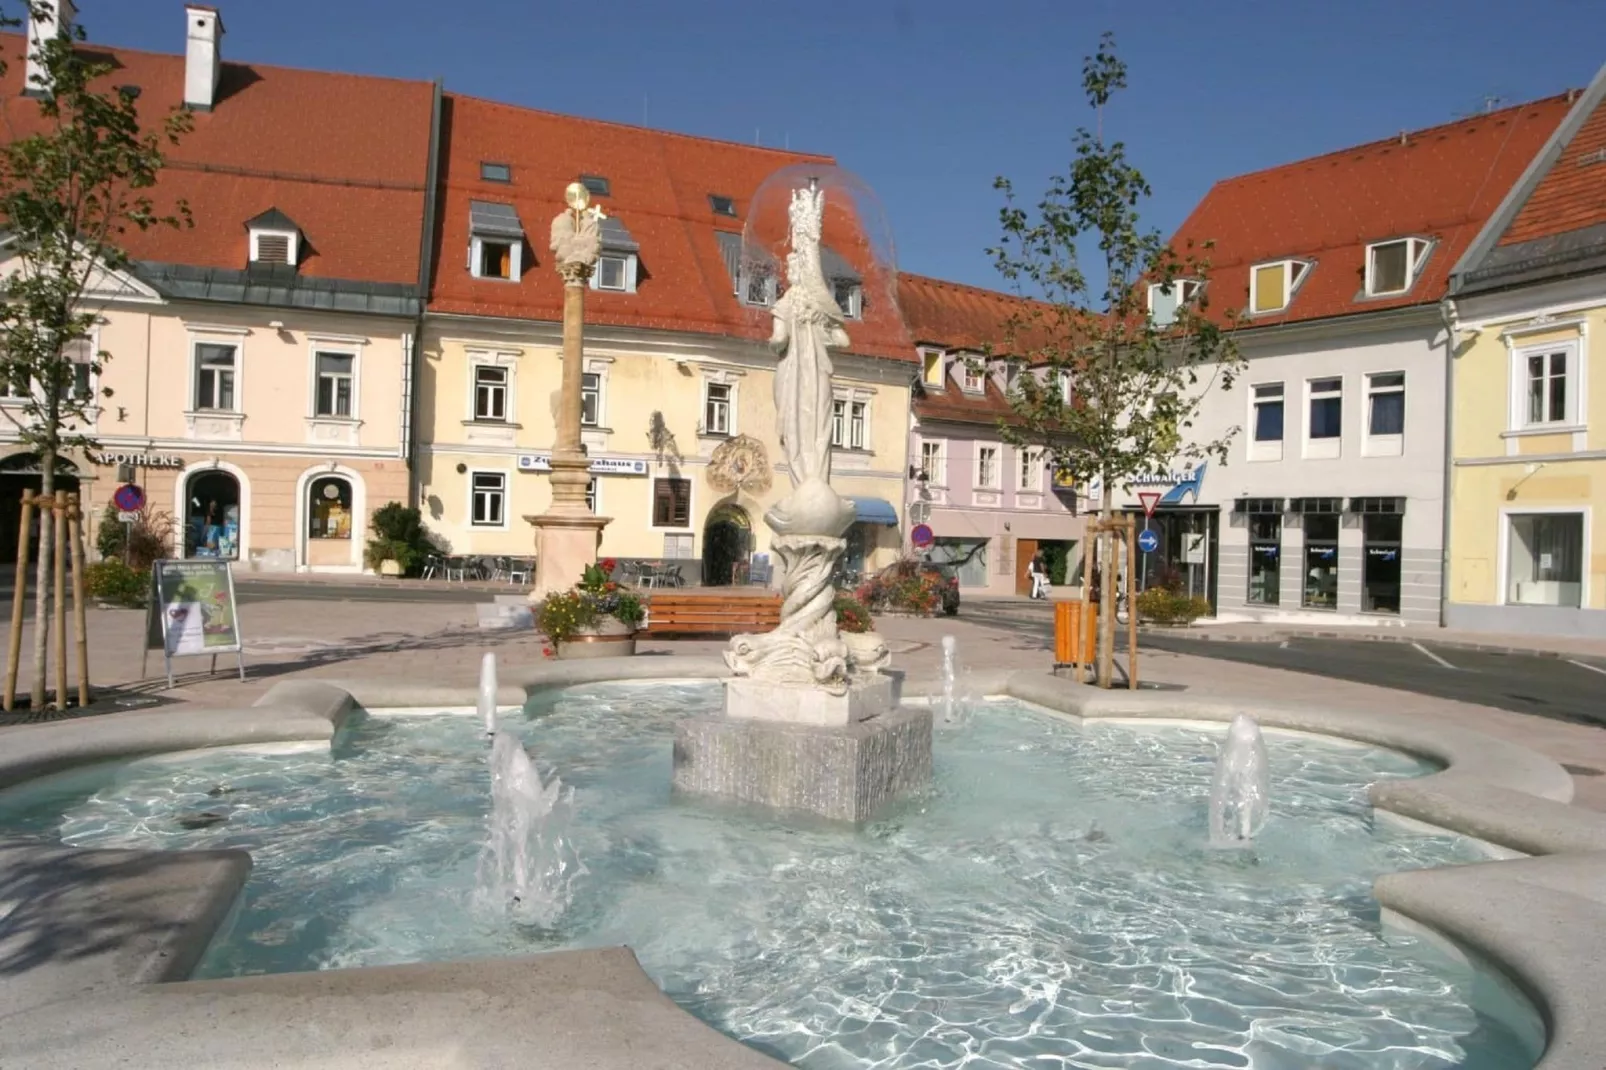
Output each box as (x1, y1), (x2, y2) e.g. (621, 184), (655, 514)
(92, 451), (184, 469)
(516, 454), (648, 476)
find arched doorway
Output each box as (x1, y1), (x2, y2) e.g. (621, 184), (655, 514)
(702, 502), (751, 587)
(0, 452), (79, 564)
(183, 468), (241, 560)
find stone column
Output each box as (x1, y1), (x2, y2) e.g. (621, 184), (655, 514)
(527, 188), (611, 600)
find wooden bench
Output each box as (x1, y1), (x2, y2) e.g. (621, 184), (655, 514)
(643, 591), (782, 636)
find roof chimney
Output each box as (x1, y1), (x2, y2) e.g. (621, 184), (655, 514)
(183, 5), (223, 111)
(24, 0), (76, 97)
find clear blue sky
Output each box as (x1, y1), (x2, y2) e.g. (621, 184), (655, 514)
(86, 1), (1603, 291)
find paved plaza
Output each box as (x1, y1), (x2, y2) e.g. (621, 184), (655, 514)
(6, 585), (1605, 811)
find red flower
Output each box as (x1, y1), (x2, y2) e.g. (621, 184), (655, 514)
(600, 558), (617, 572)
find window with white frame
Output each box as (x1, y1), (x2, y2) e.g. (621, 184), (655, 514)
(585, 477), (599, 514)
(473, 365), (509, 422)
(977, 445), (999, 489)
(194, 342), (237, 411)
(59, 337), (94, 402)
(961, 360), (985, 393)
(652, 478), (692, 527)
(1365, 238), (1431, 297)
(703, 381), (732, 435)
(1308, 377), (1342, 439)
(475, 239), (517, 280)
(1366, 371), (1405, 437)
(470, 471), (506, 527)
(920, 439), (946, 485)
(468, 200), (525, 282)
(1252, 382), (1284, 442)
(834, 279), (862, 319)
(1059, 370), (1073, 406)
(1017, 447), (1043, 492)
(596, 253), (628, 291)
(581, 372), (601, 427)
(250, 228), (298, 266)
(1250, 259), (1312, 314)
(1147, 279), (1200, 326)
(314, 352), (355, 418)
(920, 350), (945, 387)
(831, 398), (868, 449)
(1518, 344), (1574, 427)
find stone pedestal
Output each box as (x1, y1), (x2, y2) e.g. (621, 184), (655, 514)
(672, 704), (932, 824)
(725, 672), (894, 727)
(525, 513), (610, 601)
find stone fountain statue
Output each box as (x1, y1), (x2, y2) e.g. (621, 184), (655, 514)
(724, 182), (889, 713)
(671, 176), (927, 826)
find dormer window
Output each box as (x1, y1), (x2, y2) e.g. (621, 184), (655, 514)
(708, 194), (737, 217)
(833, 279), (862, 319)
(1250, 259), (1312, 315)
(246, 208), (301, 267)
(960, 359), (985, 393)
(920, 349), (944, 388)
(1147, 278), (1200, 326)
(580, 174), (610, 197)
(1365, 237), (1432, 297)
(468, 200), (526, 282)
(589, 215), (641, 294)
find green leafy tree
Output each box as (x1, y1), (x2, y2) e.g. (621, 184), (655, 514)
(0, 3), (191, 707)
(989, 34), (1244, 687)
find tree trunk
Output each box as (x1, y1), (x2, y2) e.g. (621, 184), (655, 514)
(30, 449), (53, 709)
(1098, 482), (1115, 689)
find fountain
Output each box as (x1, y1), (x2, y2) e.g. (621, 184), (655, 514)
(1208, 714), (1270, 848)
(478, 652), (498, 736)
(477, 731), (581, 928)
(939, 634), (961, 724)
(671, 168), (932, 823)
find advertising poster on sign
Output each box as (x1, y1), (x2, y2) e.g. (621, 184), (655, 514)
(144, 559), (246, 687)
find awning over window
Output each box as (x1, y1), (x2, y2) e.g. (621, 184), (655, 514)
(848, 496), (899, 526)
(469, 200), (524, 239)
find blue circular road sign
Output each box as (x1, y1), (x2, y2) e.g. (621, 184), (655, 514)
(113, 483), (146, 512)
(1137, 529), (1160, 554)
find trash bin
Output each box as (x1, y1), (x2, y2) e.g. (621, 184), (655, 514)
(1054, 599), (1098, 665)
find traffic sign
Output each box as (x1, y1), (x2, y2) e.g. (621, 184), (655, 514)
(117, 510), (140, 523)
(1137, 491), (1161, 518)
(1137, 529), (1160, 554)
(113, 483), (145, 512)
(910, 523), (934, 549)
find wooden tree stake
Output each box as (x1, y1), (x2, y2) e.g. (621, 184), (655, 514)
(68, 494), (90, 708)
(52, 490), (68, 709)
(4, 491), (34, 712)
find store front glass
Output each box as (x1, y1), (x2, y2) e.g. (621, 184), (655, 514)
(1132, 508), (1218, 610)
(1361, 514), (1402, 613)
(185, 470), (240, 560)
(1301, 512), (1340, 609)
(1248, 514), (1281, 605)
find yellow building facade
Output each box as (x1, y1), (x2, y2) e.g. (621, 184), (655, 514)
(1445, 64), (1606, 636)
(416, 316), (911, 584)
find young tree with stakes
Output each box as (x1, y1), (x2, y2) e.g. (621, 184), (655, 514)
(0, 2), (191, 708)
(988, 34), (1244, 688)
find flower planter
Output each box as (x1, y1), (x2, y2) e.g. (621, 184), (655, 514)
(556, 616), (638, 660)
(378, 559), (403, 577)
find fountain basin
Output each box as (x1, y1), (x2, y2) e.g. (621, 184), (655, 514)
(0, 660), (1602, 1069)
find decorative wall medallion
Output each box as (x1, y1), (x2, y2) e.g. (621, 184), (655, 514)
(706, 434), (773, 496)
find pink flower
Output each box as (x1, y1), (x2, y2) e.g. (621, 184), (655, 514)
(542, 646), (555, 657)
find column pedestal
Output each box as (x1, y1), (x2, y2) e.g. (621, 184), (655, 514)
(526, 512), (611, 601)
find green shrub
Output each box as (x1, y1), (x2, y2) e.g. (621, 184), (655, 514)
(96, 503), (173, 570)
(1135, 587), (1211, 626)
(363, 502), (439, 576)
(85, 560), (148, 607)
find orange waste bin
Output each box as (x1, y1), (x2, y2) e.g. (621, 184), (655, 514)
(1053, 599), (1098, 665)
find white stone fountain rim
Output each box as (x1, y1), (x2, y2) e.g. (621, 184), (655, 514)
(0, 656), (1600, 1069)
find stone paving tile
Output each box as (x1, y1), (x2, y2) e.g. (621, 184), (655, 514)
(5, 597), (1603, 812)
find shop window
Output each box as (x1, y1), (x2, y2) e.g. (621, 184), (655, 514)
(1361, 513), (1401, 613)
(1506, 513), (1583, 607)
(930, 537), (988, 588)
(184, 469), (240, 559)
(308, 476), (353, 540)
(1247, 512), (1281, 605)
(1302, 513), (1339, 609)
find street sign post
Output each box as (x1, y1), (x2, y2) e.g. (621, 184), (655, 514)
(1137, 491), (1161, 518)
(1137, 529), (1159, 554)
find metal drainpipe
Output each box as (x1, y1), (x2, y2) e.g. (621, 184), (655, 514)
(1438, 297), (1458, 629)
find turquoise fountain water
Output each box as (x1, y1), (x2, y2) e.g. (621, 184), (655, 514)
(0, 681), (1540, 1070)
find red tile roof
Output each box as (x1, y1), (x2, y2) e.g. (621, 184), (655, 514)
(1171, 95), (1574, 328)
(428, 94), (915, 362)
(0, 34), (435, 287)
(897, 272), (1048, 351)
(1501, 89), (1606, 244)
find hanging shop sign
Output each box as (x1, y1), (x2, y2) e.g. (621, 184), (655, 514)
(516, 454), (648, 476)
